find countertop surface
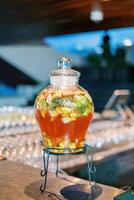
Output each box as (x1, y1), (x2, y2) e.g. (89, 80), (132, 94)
(0, 160), (123, 200)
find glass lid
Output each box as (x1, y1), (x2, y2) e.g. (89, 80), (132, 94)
(49, 57), (80, 78)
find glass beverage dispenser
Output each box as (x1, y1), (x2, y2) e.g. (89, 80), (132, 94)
(35, 57), (94, 154)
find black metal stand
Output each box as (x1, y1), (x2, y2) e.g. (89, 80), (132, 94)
(40, 144), (96, 193)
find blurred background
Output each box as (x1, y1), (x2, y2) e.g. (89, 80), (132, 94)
(0, 0), (134, 190)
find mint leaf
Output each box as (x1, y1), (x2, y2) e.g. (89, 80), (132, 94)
(74, 95), (93, 115)
(39, 99), (47, 110)
(50, 98), (62, 110)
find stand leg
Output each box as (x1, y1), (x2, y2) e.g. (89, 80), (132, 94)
(86, 146), (96, 192)
(40, 149), (50, 193)
(56, 155), (59, 177)
(39, 146), (96, 195)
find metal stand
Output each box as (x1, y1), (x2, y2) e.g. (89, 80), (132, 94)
(40, 144), (96, 193)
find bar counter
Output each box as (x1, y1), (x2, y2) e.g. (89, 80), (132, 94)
(0, 160), (122, 200)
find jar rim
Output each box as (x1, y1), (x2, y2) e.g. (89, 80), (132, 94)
(49, 68), (80, 78)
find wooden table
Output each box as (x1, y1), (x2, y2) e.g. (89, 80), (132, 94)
(0, 160), (122, 200)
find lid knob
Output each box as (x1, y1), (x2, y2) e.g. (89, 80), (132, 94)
(57, 57), (72, 69)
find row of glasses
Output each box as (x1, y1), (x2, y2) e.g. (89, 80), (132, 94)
(0, 131), (43, 168)
(0, 106), (42, 168)
(88, 119), (134, 150)
(0, 106), (39, 137)
(1, 106), (134, 169)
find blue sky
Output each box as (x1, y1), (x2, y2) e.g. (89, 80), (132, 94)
(44, 26), (134, 56)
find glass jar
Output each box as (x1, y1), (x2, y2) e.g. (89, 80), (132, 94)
(35, 57), (94, 153)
